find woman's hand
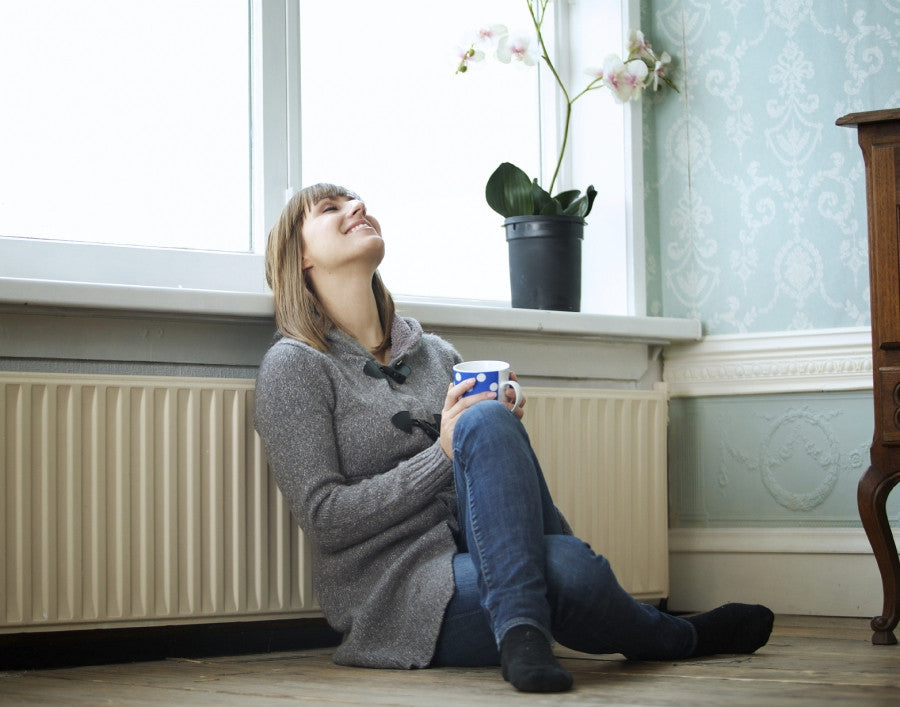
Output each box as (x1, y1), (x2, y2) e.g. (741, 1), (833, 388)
(439, 377), (495, 459)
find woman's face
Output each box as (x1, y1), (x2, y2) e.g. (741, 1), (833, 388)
(300, 194), (384, 276)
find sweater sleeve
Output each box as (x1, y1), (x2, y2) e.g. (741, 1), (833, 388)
(254, 341), (454, 553)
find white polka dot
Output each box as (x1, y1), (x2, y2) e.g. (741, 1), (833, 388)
(476, 373), (487, 382)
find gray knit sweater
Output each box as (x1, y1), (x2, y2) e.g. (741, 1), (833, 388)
(253, 316), (462, 668)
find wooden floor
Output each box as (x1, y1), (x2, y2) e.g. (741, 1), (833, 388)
(2, 616), (899, 705)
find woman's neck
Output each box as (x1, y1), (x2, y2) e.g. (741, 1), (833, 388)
(315, 274), (386, 360)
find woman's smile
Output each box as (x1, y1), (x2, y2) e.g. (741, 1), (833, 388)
(345, 219), (377, 235)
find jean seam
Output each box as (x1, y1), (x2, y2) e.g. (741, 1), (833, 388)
(465, 460), (496, 620)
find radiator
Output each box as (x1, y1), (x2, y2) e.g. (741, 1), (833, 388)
(1, 373), (668, 633)
(521, 387), (669, 601)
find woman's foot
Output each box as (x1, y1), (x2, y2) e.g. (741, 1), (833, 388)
(500, 625), (573, 693)
(686, 603), (775, 657)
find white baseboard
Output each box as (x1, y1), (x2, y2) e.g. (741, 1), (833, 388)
(668, 528), (892, 618)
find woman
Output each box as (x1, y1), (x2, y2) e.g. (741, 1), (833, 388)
(254, 183), (774, 693)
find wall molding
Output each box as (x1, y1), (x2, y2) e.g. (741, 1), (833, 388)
(663, 327), (872, 397)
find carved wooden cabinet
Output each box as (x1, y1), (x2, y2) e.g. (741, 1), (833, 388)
(837, 108), (900, 645)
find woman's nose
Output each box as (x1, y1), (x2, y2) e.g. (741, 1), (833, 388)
(347, 199), (366, 216)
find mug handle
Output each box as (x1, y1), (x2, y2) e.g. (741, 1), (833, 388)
(499, 380), (522, 411)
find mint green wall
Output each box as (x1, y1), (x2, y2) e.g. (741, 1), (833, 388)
(644, 0), (898, 332)
(643, 2), (899, 529)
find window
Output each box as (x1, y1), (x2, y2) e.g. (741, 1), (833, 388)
(298, 0), (541, 305)
(0, 0), (638, 315)
(0, 0), (251, 252)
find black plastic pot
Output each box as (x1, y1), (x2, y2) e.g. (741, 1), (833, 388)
(504, 215), (584, 312)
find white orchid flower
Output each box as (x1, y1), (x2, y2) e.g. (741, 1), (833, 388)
(497, 33), (538, 66)
(476, 24), (508, 47)
(627, 29), (651, 56)
(602, 54), (649, 102)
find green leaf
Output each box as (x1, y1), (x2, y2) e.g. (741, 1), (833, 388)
(563, 185), (597, 218)
(563, 195), (587, 217)
(539, 199), (563, 215)
(485, 162), (534, 217)
(553, 189), (581, 210)
(561, 184), (596, 218)
(584, 184), (597, 218)
(531, 180), (559, 215)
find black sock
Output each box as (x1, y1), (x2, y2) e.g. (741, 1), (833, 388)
(500, 625), (573, 693)
(686, 603), (774, 657)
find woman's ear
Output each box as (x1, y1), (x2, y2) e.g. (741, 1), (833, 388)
(299, 233), (313, 271)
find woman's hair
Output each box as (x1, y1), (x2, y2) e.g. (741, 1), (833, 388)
(265, 182), (395, 354)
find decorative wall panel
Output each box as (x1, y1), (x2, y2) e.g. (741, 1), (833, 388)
(668, 391), (900, 528)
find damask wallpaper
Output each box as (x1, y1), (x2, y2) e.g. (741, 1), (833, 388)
(644, 0), (899, 333)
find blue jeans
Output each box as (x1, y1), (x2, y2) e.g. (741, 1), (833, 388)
(431, 401), (697, 666)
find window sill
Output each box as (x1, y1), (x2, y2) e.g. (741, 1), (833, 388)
(0, 277), (699, 387)
(0, 276), (701, 345)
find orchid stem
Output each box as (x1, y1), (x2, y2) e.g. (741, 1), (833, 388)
(529, 0), (576, 195)
(549, 102), (571, 195)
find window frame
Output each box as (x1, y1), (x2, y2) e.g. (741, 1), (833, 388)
(0, 0), (646, 317)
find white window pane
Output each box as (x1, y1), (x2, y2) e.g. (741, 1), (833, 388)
(299, 0), (541, 303)
(569, 0), (629, 316)
(0, 0), (251, 252)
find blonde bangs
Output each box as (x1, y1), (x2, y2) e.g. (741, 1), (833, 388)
(297, 183), (360, 215)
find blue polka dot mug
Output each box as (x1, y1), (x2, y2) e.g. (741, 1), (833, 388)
(452, 360), (522, 412)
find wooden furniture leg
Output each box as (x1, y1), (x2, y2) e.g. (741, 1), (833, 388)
(858, 463), (900, 644)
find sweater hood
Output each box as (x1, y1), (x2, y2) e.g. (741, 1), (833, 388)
(386, 315), (424, 361)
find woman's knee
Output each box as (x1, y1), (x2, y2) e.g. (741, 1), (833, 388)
(454, 400), (522, 447)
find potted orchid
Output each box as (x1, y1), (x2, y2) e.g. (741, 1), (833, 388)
(456, 0), (676, 311)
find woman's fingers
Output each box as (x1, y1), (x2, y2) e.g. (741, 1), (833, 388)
(440, 378), (495, 458)
(443, 378), (492, 412)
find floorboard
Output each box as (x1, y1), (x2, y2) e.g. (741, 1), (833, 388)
(2, 616), (898, 705)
